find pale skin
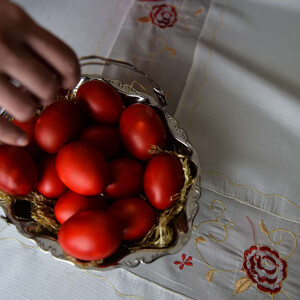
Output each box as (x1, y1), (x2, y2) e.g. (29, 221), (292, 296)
(0, 1), (80, 146)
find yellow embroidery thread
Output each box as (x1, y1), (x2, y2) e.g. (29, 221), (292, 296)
(194, 200), (241, 274)
(148, 37), (175, 58)
(0, 223), (8, 233)
(279, 289), (294, 300)
(195, 245), (244, 275)
(0, 237), (37, 249)
(203, 171), (300, 210)
(85, 271), (146, 300)
(260, 221), (298, 259)
(194, 199), (235, 243)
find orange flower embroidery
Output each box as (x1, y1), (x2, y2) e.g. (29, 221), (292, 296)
(174, 254), (193, 270)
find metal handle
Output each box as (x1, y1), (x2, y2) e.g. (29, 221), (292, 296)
(79, 55), (168, 108)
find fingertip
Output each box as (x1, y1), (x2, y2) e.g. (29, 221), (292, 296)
(0, 115), (31, 146)
(62, 59), (81, 89)
(16, 133), (29, 146)
(15, 105), (37, 122)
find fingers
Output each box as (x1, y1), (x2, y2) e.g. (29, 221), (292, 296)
(0, 2), (80, 146)
(1, 45), (59, 105)
(0, 2), (80, 103)
(0, 75), (37, 121)
(0, 117), (29, 146)
(27, 23), (80, 90)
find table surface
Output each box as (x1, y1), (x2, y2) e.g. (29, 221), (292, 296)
(1, 1), (300, 299)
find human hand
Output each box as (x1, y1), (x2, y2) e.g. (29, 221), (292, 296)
(0, 1), (80, 146)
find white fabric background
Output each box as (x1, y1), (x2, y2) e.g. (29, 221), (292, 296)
(175, 0), (300, 223)
(0, 0), (299, 299)
(0, 206), (189, 300)
(16, 0), (134, 59)
(105, 0), (211, 115)
(129, 188), (300, 299)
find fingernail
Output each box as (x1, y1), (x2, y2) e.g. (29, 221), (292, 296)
(16, 134), (29, 146)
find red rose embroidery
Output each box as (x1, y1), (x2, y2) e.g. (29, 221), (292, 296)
(243, 245), (287, 294)
(149, 4), (177, 29)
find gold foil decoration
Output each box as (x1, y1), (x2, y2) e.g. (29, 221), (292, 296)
(0, 190), (16, 207)
(0, 190), (60, 234)
(30, 192), (60, 234)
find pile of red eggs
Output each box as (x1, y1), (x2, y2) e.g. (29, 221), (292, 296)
(0, 79), (185, 262)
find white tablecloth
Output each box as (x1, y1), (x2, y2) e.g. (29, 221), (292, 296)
(1, 0), (299, 299)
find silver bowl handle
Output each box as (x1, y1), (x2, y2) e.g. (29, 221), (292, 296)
(79, 55), (168, 108)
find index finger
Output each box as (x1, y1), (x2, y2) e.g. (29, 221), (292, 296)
(27, 22), (81, 89)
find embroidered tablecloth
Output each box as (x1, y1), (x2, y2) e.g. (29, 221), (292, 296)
(1, 0), (299, 299)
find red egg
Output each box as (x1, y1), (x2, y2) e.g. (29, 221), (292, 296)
(34, 100), (83, 153)
(119, 104), (167, 161)
(54, 190), (107, 224)
(105, 157), (145, 199)
(79, 124), (122, 160)
(0, 145), (37, 196)
(56, 141), (109, 195)
(58, 210), (123, 261)
(36, 154), (67, 198)
(108, 197), (156, 241)
(76, 80), (124, 125)
(143, 153), (184, 210)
